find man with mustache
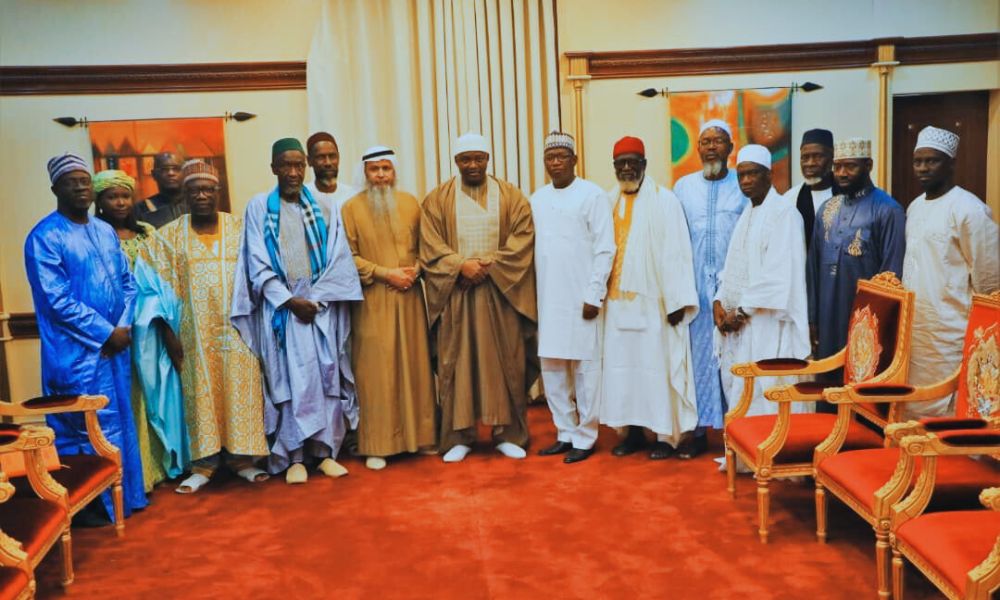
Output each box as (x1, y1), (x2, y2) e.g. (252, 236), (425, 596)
(674, 120), (747, 458)
(341, 146), (436, 470)
(783, 129), (838, 249)
(305, 131), (358, 214)
(901, 126), (998, 418)
(420, 132), (537, 463)
(806, 138), (905, 380)
(232, 138), (363, 484)
(714, 145), (810, 418)
(25, 152), (147, 518)
(598, 136), (699, 460)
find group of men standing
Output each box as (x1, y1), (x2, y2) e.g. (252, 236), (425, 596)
(24, 117), (998, 516)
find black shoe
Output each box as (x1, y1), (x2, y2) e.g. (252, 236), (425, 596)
(649, 441), (674, 460)
(676, 433), (708, 460)
(564, 447), (595, 464)
(538, 441), (573, 456)
(612, 427), (647, 457)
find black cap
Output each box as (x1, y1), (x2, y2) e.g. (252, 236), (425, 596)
(801, 128), (833, 148)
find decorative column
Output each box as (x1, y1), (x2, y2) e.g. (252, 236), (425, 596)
(871, 43), (898, 191)
(567, 55), (591, 178)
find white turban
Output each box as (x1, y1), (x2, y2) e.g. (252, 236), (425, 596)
(736, 144), (771, 169)
(355, 145), (399, 188)
(914, 126), (959, 158)
(453, 132), (490, 157)
(699, 119), (732, 139)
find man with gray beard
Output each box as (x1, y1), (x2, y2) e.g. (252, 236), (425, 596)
(340, 146), (437, 470)
(674, 120), (747, 458)
(598, 136), (700, 460)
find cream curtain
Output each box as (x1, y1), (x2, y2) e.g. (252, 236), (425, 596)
(307, 0), (560, 198)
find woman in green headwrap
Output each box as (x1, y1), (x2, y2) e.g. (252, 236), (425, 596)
(94, 169), (190, 493)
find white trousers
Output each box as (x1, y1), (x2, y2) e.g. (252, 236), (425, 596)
(540, 357), (600, 450)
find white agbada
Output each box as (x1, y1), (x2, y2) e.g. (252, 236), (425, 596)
(531, 177), (615, 449)
(715, 187), (811, 416)
(306, 181), (359, 215)
(599, 176), (700, 445)
(783, 181), (833, 213)
(902, 186), (999, 418)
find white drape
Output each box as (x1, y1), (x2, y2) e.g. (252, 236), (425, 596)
(307, 0), (560, 198)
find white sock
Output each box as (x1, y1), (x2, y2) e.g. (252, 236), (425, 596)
(495, 442), (526, 459)
(442, 444), (471, 463)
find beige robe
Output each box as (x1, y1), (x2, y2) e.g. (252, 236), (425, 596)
(341, 190), (437, 456)
(420, 176), (537, 451)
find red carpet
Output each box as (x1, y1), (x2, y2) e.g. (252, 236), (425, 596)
(35, 405), (942, 599)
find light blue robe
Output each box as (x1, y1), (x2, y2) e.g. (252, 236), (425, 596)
(231, 189), (363, 474)
(24, 211), (147, 517)
(807, 184), (906, 369)
(675, 170), (747, 428)
(131, 254), (190, 477)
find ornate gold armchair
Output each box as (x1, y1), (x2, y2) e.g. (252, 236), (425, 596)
(0, 395), (125, 537)
(0, 423), (71, 588)
(890, 432), (1000, 600)
(724, 272), (913, 543)
(814, 291), (1000, 598)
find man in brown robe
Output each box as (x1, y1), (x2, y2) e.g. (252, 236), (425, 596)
(341, 146), (437, 470)
(420, 132), (537, 463)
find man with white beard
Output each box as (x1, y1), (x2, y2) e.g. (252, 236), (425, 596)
(306, 131), (358, 213)
(340, 147), (437, 469)
(714, 145), (810, 417)
(674, 120), (747, 458)
(530, 131), (615, 464)
(598, 136), (700, 460)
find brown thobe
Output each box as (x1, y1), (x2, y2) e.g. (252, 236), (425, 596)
(341, 190), (437, 456)
(420, 176), (537, 452)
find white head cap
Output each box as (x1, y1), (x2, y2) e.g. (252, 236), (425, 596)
(914, 126), (959, 158)
(736, 144), (771, 169)
(355, 145), (399, 188)
(699, 119), (732, 139)
(453, 132), (490, 157)
(834, 138), (872, 160)
(544, 130), (575, 153)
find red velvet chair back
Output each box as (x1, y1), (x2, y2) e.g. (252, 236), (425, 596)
(956, 292), (1000, 420)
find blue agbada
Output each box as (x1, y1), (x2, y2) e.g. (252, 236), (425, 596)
(675, 170), (747, 428)
(23, 212), (147, 517)
(807, 184), (906, 364)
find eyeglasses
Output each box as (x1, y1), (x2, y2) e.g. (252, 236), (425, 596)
(613, 158), (645, 170)
(698, 137), (730, 148)
(188, 185), (219, 197)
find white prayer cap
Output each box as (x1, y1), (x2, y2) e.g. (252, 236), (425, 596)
(834, 138), (871, 160)
(699, 119), (732, 139)
(361, 145), (397, 165)
(914, 126), (959, 158)
(736, 144), (771, 169)
(453, 132), (490, 157)
(544, 130), (575, 153)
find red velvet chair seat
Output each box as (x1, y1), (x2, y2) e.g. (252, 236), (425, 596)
(0, 498), (64, 557)
(0, 567), (29, 600)
(820, 449), (1000, 512)
(896, 510), (1000, 596)
(51, 454), (119, 507)
(727, 413), (883, 464)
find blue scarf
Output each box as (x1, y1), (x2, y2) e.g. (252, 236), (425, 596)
(263, 186), (328, 346)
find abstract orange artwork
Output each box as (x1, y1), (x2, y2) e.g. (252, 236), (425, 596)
(89, 117), (230, 211)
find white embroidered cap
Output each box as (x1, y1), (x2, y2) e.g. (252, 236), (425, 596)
(453, 132), (490, 157)
(834, 138), (871, 160)
(699, 119), (732, 139)
(543, 130), (575, 153)
(736, 144), (771, 169)
(914, 126), (959, 158)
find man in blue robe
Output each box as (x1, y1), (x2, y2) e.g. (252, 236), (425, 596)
(674, 119), (747, 457)
(24, 152), (147, 518)
(232, 138), (363, 484)
(807, 138), (905, 376)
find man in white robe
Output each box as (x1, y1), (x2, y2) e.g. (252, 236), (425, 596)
(598, 136), (700, 460)
(902, 126), (999, 418)
(306, 131), (358, 213)
(714, 145), (811, 417)
(531, 131), (615, 464)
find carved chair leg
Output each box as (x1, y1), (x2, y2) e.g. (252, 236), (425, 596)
(891, 548), (904, 600)
(815, 481), (827, 543)
(113, 482), (125, 538)
(60, 529), (74, 586)
(875, 528), (892, 599)
(726, 446), (736, 499)
(757, 476), (770, 544)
